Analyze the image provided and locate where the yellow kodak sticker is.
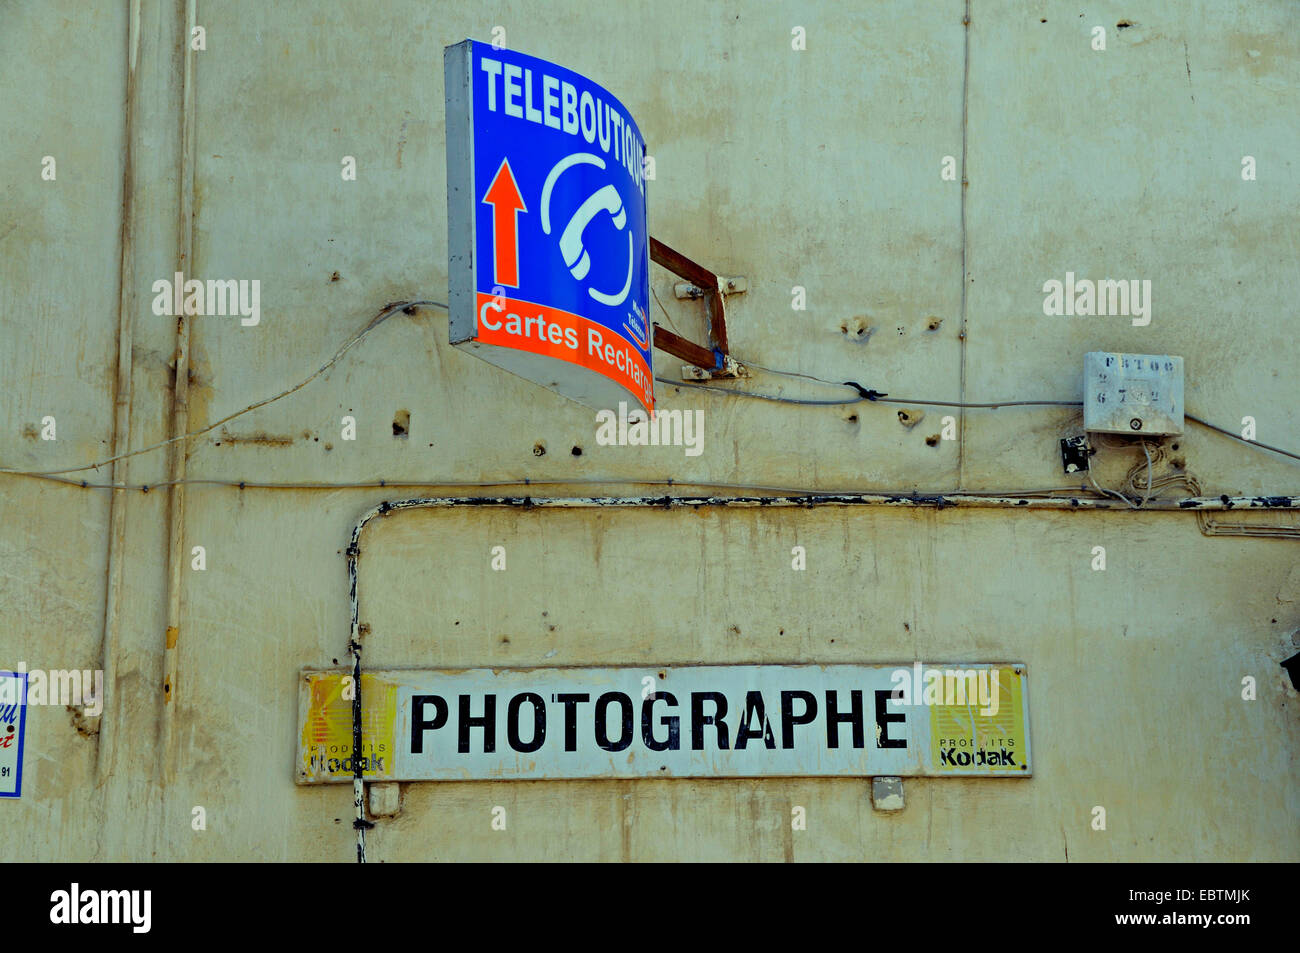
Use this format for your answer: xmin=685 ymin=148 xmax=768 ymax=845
xmin=929 ymin=667 xmax=1029 ymax=774
xmin=298 ymin=671 xmax=396 ymax=783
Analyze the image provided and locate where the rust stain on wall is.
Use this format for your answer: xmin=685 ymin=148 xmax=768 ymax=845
xmin=213 ymin=428 xmax=295 ymax=447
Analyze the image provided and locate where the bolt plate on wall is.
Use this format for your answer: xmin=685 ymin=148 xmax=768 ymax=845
xmin=681 ymin=355 xmax=748 ymax=380
xmin=673 ymin=276 xmax=747 ymax=299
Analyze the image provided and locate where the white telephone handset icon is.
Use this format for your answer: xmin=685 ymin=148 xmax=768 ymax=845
xmin=541 ymin=151 xmax=635 ymax=308
xmin=558 ymin=184 xmax=625 ymax=281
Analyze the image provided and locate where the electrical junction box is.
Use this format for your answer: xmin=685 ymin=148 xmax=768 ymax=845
xmin=1084 ymin=351 xmax=1184 ymax=436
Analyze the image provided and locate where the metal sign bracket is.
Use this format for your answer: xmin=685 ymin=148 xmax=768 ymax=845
xmin=649 ymin=236 xmax=746 ymax=379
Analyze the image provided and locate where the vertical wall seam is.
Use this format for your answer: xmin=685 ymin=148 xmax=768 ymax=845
xmin=957 ymin=0 xmax=971 ymax=490
xmin=159 ymin=0 xmax=198 ymax=786
xmin=96 ymin=0 xmax=143 ymax=843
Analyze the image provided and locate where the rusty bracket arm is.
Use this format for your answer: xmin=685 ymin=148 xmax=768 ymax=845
xmin=650 ymin=237 xmax=745 ymax=378
xmin=652 ymin=325 xmax=720 ymax=371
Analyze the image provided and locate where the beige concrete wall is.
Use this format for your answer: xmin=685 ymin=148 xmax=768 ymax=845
xmin=0 ymin=0 xmax=1296 ymax=862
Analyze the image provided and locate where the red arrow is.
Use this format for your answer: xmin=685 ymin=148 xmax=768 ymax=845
xmin=483 ymin=158 xmax=526 ymax=288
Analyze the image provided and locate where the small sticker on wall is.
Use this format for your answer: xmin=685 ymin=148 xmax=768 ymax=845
xmin=0 ymin=672 xmax=28 ymax=798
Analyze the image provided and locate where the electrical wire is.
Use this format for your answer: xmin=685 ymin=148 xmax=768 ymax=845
xmin=0 ymin=300 xmax=447 ymax=478
xmin=668 ymin=354 xmax=1300 ymax=462
xmin=1137 ymin=440 xmax=1153 ymax=506
xmin=1087 ymin=469 xmax=1139 ymax=509
xmin=1186 ymin=412 xmax=1300 ymax=463
xmin=1084 ymin=439 xmax=1157 ymax=509
xmin=650 ymin=283 xmax=685 ymax=338
xmin=875 ymin=396 xmax=1084 ymax=409
xmin=6 ymin=464 xmax=1295 ymax=532
xmin=656 ymin=376 xmax=865 ymax=405
xmin=739 ymin=359 xmax=849 ymax=387
xmin=3 ymin=293 xmax=1297 ymax=494
xmin=0 ymin=471 xmax=1100 ymax=495
xmin=1111 ymin=440 xmax=1299 ymax=537
xmin=738 ymin=359 xmax=1083 ymax=408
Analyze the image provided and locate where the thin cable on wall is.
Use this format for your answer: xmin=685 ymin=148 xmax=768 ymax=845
xmin=0 ymin=300 xmax=448 ymax=478
xmin=2 ymin=296 xmax=1297 ymax=483
xmin=659 ymin=362 xmax=1300 ymax=463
